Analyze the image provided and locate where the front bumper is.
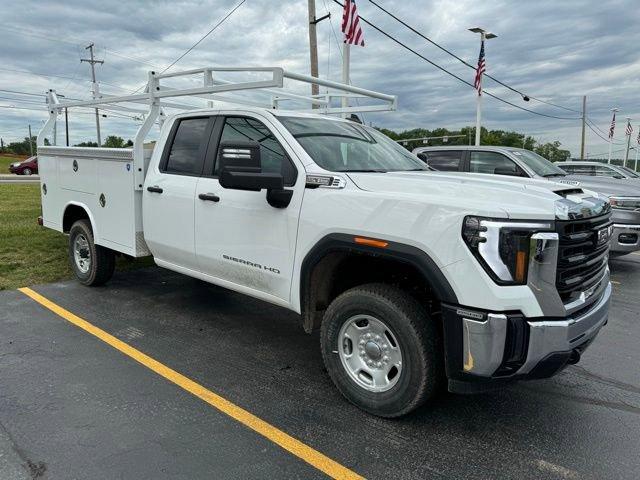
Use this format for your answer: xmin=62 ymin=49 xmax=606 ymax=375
xmin=610 ymin=224 xmax=640 ymax=254
xmin=442 ymin=282 xmax=611 ymax=393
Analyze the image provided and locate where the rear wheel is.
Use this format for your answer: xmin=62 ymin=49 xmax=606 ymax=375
xmin=22 ymin=168 xmax=32 ymax=176
xmin=68 ymin=219 xmax=115 ymax=286
xmin=320 ymin=283 xmax=442 ymax=417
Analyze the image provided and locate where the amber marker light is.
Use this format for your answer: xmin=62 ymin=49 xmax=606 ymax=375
xmin=354 ymin=237 xmax=389 ymax=248
xmin=514 ymin=250 xmax=528 ymax=284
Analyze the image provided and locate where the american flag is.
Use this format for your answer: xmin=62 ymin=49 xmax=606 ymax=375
xmin=342 ymin=0 xmax=365 ymax=47
xmin=474 ymin=40 xmax=486 ymax=95
xmin=626 ymin=119 xmax=633 ymax=136
xmin=609 ymin=112 xmax=616 ymax=139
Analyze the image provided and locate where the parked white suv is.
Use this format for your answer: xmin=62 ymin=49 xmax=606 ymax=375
xmin=36 ymin=69 xmax=612 ymax=417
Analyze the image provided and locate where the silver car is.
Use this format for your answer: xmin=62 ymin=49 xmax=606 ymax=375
xmin=556 ymin=161 xmax=640 ymax=181
xmin=413 ymin=146 xmax=640 ymax=256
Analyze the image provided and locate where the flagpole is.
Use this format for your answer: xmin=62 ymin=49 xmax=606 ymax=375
xmin=475 ymin=89 xmax=482 ymax=146
xmin=624 ymin=117 xmax=632 ymax=166
xmin=341 ymin=42 xmax=350 ymax=118
xmin=608 ymin=107 xmax=618 ymax=164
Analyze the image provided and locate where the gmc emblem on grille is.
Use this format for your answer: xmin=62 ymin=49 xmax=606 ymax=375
xmin=596 ymin=226 xmax=612 ymax=247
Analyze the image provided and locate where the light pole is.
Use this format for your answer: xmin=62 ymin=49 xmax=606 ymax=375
xmin=469 ymin=27 xmax=497 ymax=146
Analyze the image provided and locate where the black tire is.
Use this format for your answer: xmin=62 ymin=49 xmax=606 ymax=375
xmin=68 ymin=219 xmax=115 ymax=286
xmin=321 ymin=283 xmax=443 ymax=418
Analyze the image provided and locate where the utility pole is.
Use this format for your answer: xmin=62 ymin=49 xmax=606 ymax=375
xmin=0 ymin=138 xmax=4 ymax=152
xmin=307 ymin=2 xmax=330 ymax=109
xmin=308 ymin=0 xmax=319 ymax=105
xmin=580 ymin=95 xmax=586 ymax=160
xmin=469 ymin=28 xmax=497 ymax=146
xmin=65 ymin=107 xmax=69 ymax=146
xmin=81 ymin=43 xmax=104 ymax=146
xmin=28 ymin=125 xmax=34 ymax=156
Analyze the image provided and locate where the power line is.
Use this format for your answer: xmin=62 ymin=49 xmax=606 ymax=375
xmin=366 ymin=0 xmax=581 ymax=114
xmin=331 ymin=0 xmax=580 ymax=121
xmin=161 ymin=0 xmax=246 ymax=74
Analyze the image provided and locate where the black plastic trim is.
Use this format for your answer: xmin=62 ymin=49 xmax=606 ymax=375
xmin=300 ymin=233 xmax=458 ymax=328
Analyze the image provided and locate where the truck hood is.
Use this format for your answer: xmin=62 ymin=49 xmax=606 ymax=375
xmin=559 ymin=175 xmax=640 ymax=197
xmin=346 ymin=171 xmax=603 ymax=220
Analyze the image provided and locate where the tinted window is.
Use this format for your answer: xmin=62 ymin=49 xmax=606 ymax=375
xmin=165 ymin=118 xmax=209 ymax=175
xmin=216 ymin=117 xmax=296 ymax=185
xmin=423 ymin=151 xmax=463 ymax=171
xmin=564 ymin=165 xmax=594 ymax=176
xmin=594 ymin=165 xmax=622 ymax=178
xmin=470 ymin=152 xmax=522 ymax=176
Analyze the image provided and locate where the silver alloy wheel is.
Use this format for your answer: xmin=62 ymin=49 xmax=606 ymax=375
xmin=73 ymin=234 xmax=91 ymax=274
xmin=23 ymin=168 xmax=32 ymax=176
xmin=337 ymin=314 xmax=403 ymax=392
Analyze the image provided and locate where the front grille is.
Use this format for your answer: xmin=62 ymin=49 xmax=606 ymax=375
xmin=555 ymin=213 xmax=611 ymax=303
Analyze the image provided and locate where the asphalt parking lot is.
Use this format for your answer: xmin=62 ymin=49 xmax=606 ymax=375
xmin=1 ymin=256 xmax=639 ymax=480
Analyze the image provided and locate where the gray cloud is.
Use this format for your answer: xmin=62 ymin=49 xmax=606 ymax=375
xmin=0 ymin=0 xmax=638 ymax=157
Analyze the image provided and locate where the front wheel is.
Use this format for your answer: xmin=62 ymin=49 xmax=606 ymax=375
xmin=22 ymin=168 xmax=32 ymax=176
xmin=320 ymin=283 xmax=443 ymax=418
xmin=69 ymin=219 xmax=115 ymax=286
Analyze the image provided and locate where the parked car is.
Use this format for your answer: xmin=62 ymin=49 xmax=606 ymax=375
xmin=36 ymin=67 xmax=612 ymax=417
xmin=413 ymin=146 xmax=640 ymax=257
xmin=556 ymin=161 xmax=639 ymax=180
xmin=8 ymin=156 xmax=38 ymax=175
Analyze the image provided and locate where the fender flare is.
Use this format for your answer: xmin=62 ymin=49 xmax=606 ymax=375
xmin=300 ymin=233 xmax=458 ymax=331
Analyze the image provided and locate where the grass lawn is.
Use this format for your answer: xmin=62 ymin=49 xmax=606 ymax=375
xmin=0 ymin=155 xmax=24 ymax=173
xmin=0 ymin=184 xmax=153 ymax=290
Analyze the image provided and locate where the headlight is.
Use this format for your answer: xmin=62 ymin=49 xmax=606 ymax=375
xmin=12 ymin=162 xmax=21 ymax=167
xmin=462 ymin=216 xmax=553 ymax=285
xmin=609 ymin=196 xmax=640 ymax=211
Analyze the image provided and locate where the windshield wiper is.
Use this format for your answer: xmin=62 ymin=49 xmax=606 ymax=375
xmin=542 ymin=173 xmax=566 ymax=178
xmin=340 ymin=169 xmax=388 ymax=173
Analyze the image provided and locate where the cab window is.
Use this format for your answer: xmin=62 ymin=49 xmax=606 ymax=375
xmin=422 ymin=151 xmax=463 ymax=171
xmin=470 ymin=151 xmax=524 ymax=176
xmin=162 ymin=117 xmax=210 ymax=175
xmin=215 ymin=117 xmax=297 ymax=186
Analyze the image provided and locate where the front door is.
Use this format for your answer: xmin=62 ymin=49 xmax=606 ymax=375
xmin=143 ymin=116 xmax=214 ymax=271
xmin=194 ymin=114 xmax=304 ymax=305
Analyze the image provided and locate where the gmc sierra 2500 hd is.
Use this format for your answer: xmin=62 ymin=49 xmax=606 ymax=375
xmin=36 ymin=67 xmax=612 ymax=417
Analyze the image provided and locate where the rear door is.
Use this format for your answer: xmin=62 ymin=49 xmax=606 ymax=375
xmin=143 ymin=116 xmax=215 ymax=270
xmin=194 ymin=113 xmax=304 ymax=305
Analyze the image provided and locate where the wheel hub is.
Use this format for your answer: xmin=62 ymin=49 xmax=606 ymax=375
xmin=364 ymin=340 xmax=382 ymax=360
xmin=338 ymin=314 xmax=403 ymax=392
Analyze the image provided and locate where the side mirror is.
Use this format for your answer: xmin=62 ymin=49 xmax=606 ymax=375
xmin=494 ymin=166 xmax=522 ymax=177
xmin=218 ymin=140 xmax=293 ymax=208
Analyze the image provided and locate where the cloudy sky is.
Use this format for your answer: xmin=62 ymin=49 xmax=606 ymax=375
xmin=0 ymin=0 xmax=638 ymax=157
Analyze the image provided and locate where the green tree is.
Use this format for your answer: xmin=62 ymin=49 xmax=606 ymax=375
xmin=74 ymin=141 xmax=99 ymax=147
xmin=102 ymin=135 xmax=126 ymax=148
xmin=6 ymin=136 xmax=38 ymax=155
xmin=534 ymin=141 xmax=571 ymax=162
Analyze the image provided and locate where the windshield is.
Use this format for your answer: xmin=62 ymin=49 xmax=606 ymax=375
xmin=509 ymin=150 xmax=566 ymax=177
xmin=619 ymin=166 xmax=639 ymax=178
xmin=279 ymin=116 xmax=427 ymax=172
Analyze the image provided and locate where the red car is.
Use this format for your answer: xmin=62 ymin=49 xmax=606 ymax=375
xmin=9 ymin=156 xmax=38 ymax=175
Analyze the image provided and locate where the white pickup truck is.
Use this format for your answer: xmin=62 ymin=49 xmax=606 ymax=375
xmin=37 ymin=67 xmax=612 ymax=417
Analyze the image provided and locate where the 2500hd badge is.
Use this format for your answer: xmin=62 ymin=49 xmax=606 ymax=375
xmin=222 ymin=254 xmax=281 ymax=274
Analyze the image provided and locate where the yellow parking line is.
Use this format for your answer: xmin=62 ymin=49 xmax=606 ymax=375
xmin=18 ymin=287 xmax=363 ymax=480
xmin=611 ymin=280 xmax=621 ymax=285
